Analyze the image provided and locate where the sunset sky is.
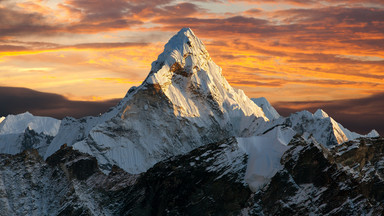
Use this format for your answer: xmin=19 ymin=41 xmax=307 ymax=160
xmin=0 ymin=0 xmax=383 ymax=134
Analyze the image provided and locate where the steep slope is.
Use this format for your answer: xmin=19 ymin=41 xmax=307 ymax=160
xmin=257 ymin=107 xmax=380 ymax=146
xmin=45 ymin=28 xmax=268 ymax=174
xmin=0 ymin=112 xmax=60 ymax=155
xmin=0 ymin=147 xmax=138 ymax=216
xmin=251 ymin=97 xmax=280 ymax=120
xmin=2 ymin=136 xmax=383 ymax=215
xmin=0 ymin=112 xmax=60 ymax=136
xmin=123 ymin=137 xmax=250 ymax=215
xmin=242 ymin=136 xmax=384 ymax=215
xmin=237 ymin=126 xmax=296 ymax=191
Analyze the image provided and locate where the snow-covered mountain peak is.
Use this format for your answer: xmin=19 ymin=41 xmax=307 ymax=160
xmin=0 ymin=112 xmax=60 ymax=136
xmin=146 ymin=27 xmax=210 ymax=86
xmin=251 ymin=97 xmax=280 ymax=120
xmin=314 ymin=109 xmax=329 ymax=118
xmin=0 ymin=116 xmax=4 ymax=124
xmin=45 ymin=28 xmax=269 ymax=174
xmin=134 ymin=27 xmax=267 ymax=123
xmin=367 ymin=129 xmax=380 ymax=137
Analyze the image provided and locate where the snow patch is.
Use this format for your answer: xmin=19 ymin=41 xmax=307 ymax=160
xmin=237 ymin=126 xmax=296 ymax=191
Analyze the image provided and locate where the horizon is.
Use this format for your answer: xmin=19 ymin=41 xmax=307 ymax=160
xmin=0 ymin=0 xmax=383 ymax=135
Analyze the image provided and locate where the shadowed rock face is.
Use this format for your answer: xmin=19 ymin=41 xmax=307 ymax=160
xmin=121 ymin=137 xmax=250 ymax=216
xmin=0 ymin=138 xmax=251 ymax=216
xmin=0 ymin=147 xmax=139 ymax=216
xmin=244 ymin=136 xmax=384 ymax=215
xmin=46 ymin=146 xmax=99 ymax=181
xmin=1 ymin=136 xmax=384 ymax=215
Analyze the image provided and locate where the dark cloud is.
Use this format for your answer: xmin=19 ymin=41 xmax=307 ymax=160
xmin=0 ymin=45 xmax=29 ymax=51
xmin=68 ymin=42 xmax=148 ymax=49
xmin=231 ymin=0 xmax=384 ymax=5
xmin=244 ymin=8 xmax=264 ymax=15
xmin=64 ymin=0 xmax=132 ymax=22
xmin=155 ymin=16 xmax=271 ymax=36
xmin=273 ymin=93 xmax=384 ymax=136
xmin=0 ymin=0 xmax=206 ymax=37
xmin=0 ymin=7 xmax=58 ymax=37
xmin=0 ymin=87 xmax=121 ymax=119
xmin=278 ymin=6 xmax=384 ymax=26
xmin=0 ymin=40 xmax=148 ymax=52
xmin=155 ymin=6 xmax=384 ymax=55
xmin=230 ymin=80 xmax=284 ymax=87
xmin=64 ymin=0 xmax=201 ymax=24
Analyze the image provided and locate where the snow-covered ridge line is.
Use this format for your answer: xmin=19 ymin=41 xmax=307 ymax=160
xmin=312 ymin=108 xmax=379 ymax=140
xmin=251 ymin=97 xmax=280 ymax=120
xmin=0 ymin=112 xmax=60 ymax=136
xmin=0 ymin=112 xmax=61 ymax=156
xmin=42 ymin=27 xmax=270 ymax=174
xmin=272 ymin=108 xmax=380 ymax=146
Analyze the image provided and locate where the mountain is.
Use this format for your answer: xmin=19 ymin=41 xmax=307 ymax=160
xmin=286 ymin=109 xmax=379 ymax=145
xmin=0 ymin=28 xmax=382 ymax=215
xmin=0 ymin=112 xmax=60 ymax=136
xmin=44 ymin=28 xmax=268 ymax=174
xmin=242 ymin=136 xmax=384 ymax=215
xmin=251 ymin=97 xmax=280 ymax=120
xmin=254 ymin=108 xmax=379 ymax=146
xmin=0 ymin=112 xmax=60 ymax=155
xmin=1 ymin=136 xmax=383 ymax=215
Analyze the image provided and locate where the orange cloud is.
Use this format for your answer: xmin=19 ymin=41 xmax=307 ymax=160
xmin=0 ymin=0 xmax=382 ymax=112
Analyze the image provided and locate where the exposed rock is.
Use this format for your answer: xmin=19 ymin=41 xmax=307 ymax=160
xmin=243 ymin=136 xmax=384 ymax=215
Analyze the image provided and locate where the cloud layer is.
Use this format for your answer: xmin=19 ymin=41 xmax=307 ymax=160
xmin=0 ymin=87 xmax=120 ymax=119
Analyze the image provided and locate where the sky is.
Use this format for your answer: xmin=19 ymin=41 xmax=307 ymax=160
xmin=0 ymin=0 xmax=383 ymax=134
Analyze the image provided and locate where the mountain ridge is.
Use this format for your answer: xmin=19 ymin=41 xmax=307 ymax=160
xmin=42 ymin=28 xmax=269 ymax=174
xmin=0 ymin=27 xmax=382 ymax=215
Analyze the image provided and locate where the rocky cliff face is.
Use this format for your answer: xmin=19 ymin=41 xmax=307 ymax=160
xmin=43 ymin=28 xmax=268 ymax=175
xmin=0 ymin=146 xmax=138 ymax=216
xmin=242 ymin=136 xmax=384 ymax=215
xmin=1 ymin=136 xmax=383 ymax=215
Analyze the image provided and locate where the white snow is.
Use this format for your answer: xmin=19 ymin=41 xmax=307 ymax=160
xmin=314 ymin=109 xmax=329 ymax=118
xmin=144 ymin=27 xmax=268 ymax=134
xmin=0 ymin=112 xmax=61 ymax=155
xmin=0 ymin=133 xmax=21 ymax=154
xmin=0 ymin=112 xmax=60 ymax=136
xmin=251 ymin=97 xmax=280 ymax=120
xmin=367 ymin=129 xmax=380 ymax=137
xmin=237 ymin=126 xmax=296 ymax=191
xmin=46 ymin=27 xmax=269 ymax=174
xmin=273 ymin=109 xmax=378 ymax=147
